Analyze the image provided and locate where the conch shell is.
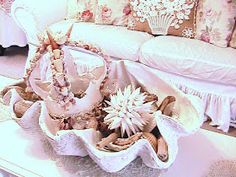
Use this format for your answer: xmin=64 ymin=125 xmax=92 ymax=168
xmin=142 ymin=132 xmax=157 ymax=152
xmin=46 ymin=30 xmax=59 ymax=50
xmin=66 ymin=24 xmax=74 ymax=39
xmin=14 ymin=100 xmax=34 ymax=118
xmin=157 ymin=137 xmax=168 ymax=162
xmin=53 ymin=49 xmax=61 ymax=59
xmin=53 ymin=59 xmax=64 ymax=73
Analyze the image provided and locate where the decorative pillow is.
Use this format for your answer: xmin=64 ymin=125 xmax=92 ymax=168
xmin=95 ymin=0 xmax=131 ymax=26
xmin=66 ymin=0 xmax=96 ymax=22
xmin=230 ymin=27 xmax=236 ymax=48
xmin=196 ymin=0 xmax=236 ymax=47
xmin=128 ymin=0 xmax=198 ymax=38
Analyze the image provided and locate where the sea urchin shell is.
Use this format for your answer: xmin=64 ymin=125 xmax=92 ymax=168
xmin=103 ymin=85 xmax=153 ymax=137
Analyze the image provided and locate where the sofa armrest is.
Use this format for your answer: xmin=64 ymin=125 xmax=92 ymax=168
xmin=11 ymin=0 xmax=67 ymax=44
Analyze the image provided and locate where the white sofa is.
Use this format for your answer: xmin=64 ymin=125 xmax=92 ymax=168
xmin=11 ymin=0 xmax=236 ymax=132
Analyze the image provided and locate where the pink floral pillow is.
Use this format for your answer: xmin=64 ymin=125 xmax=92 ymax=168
xmin=66 ymin=0 xmax=96 ymax=22
xmin=196 ymin=0 xmax=236 ymax=47
xmin=230 ymin=27 xmax=236 ymax=48
xmin=95 ymin=0 xmax=131 ymax=26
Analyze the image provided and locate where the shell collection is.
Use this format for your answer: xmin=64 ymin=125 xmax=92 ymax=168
xmin=1 ymin=24 xmax=181 ymax=164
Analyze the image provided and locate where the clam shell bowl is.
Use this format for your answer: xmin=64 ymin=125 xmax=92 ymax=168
xmin=2 ymin=47 xmax=204 ymax=173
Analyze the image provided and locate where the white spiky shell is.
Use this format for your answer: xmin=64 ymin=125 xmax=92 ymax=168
xmin=103 ymin=85 xmax=153 ymax=137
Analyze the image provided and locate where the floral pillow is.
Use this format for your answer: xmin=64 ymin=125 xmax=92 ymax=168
xmin=127 ymin=0 xmax=198 ymax=38
xmin=230 ymin=27 xmax=236 ymax=48
xmin=95 ymin=0 xmax=131 ymax=26
xmin=196 ymin=0 xmax=236 ymax=47
xmin=66 ymin=0 xmax=96 ymax=22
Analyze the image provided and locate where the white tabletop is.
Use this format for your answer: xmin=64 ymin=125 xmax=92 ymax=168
xmin=0 ymin=119 xmax=236 ymax=177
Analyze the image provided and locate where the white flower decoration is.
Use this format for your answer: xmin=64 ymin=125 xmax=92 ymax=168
xmin=130 ymin=0 xmax=196 ymax=34
xmin=182 ymin=27 xmax=194 ymax=38
xmin=103 ymin=85 xmax=153 ymax=137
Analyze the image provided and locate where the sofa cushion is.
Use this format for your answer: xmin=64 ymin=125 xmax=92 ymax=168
xmin=128 ymin=0 xmax=198 ymax=38
xmin=66 ymin=0 xmax=96 ymax=22
xmin=95 ymin=0 xmax=130 ymax=26
xmin=49 ymin=20 xmax=153 ymax=61
xmin=139 ymin=36 xmax=236 ymax=86
xmin=196 ymin=0 xmax=236 ymax=47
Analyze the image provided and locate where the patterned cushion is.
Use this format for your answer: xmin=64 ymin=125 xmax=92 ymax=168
xmin=95 ymin=0 xmax=130 ymax=26
xmin=127 ymin=0 xmax=198 ymax=38
xmin=230 ymin=27 xmax=236 ymax=48
xmin=196 ymin=0 xmax=236 ymax=47
xmin=66 ymin=0 xmax=96 ymax=22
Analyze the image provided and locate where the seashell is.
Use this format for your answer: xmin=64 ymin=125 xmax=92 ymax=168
xmin=97 ymin=132 xmax=119 ymax=149
xmin=46 ymin=45 xmax=53 ymax=53
xmin=142 ymin=132 xmax=157 ymax=152
xmin=53 ymin=49 xmax=61 ymax=59
xmin=114 ymin=132 xmax=142 ymax=146
xmin=144 ymin=92 xmax=158 ymax=103
xmin=60 ymin=87 xmax=68 ymax=96
xmin=85 ymin=118 xmax=98 ymax=129
xmin=163 ymin=101 xmax=176 ymax=117
xmin=157 ymin=136 xmax=168 ymax=162
xmin=147 ymin=13 xmax=175 ymax=35
xmin=143 ymin=113 xmax=158 ymax=133
xmin=46 ymin=30 xmax=59 ymax=50
xmin=65 ymin=24 xmax=74 ymax=39
xmin=103 ymin=85 xmax=153 ymax=137
xmin=72 ymin=121 xmax=86 ymax=130
xmin=55 ymin=73 xmax=66 ymax=86
xmin=53 ymin=59 xmax=64 ymax=73
xmin=49 ymin=87 xmax=60 ymax=100
xmin=158 ymin=96 xmax=176 ymax=113
xmin=16 ymin=87 xmax=41 ymax=102
xmin=14 ymin=100 xmax=33 ymax=118
xmin=105 ymin=142 xmax=130 ymax=152
xmin=59 ymin=118 xmax=75 ymax=130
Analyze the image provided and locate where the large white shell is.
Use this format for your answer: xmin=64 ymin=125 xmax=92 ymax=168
xmin=2 ymin=53 xmax=204 ymax=173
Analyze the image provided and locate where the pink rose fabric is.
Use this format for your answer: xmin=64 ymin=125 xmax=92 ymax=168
xmin=0 ymin=0 xmax=14 ymax=14
xmin=196 ymin=0 xmax=236 ymax=47
xmin=95 ymin=0 xmax=130 ymax=26
xmin=66 ymin=0 xmax=96 ymax=22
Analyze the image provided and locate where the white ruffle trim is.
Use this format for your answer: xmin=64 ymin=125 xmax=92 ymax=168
xmin=170 ymin=81 xmax=236 ymax=132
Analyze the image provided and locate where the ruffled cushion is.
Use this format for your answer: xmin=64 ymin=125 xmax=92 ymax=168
xmin=48 ymin=20 xmax=153 ymax=61
xmin=139 ymin=36 xmax=236 ymax=86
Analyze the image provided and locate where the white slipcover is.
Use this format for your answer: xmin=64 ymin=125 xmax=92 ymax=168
xmin=48 ymin=20 xmax=153 ymax=61
xmin=139 ymin=36 xmax=236 ymax=86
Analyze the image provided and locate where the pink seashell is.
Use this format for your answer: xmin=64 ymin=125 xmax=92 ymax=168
xmin=53 ymin=59 xmax=64 ymax=73
xmin=53 ymin=49 xmax=61 ymax=59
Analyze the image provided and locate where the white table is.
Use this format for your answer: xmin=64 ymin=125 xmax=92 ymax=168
xmin=0 ymin=9 xmax=27 ymax=56
xmin=0 ymin=119 xmax=235 ymax=177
